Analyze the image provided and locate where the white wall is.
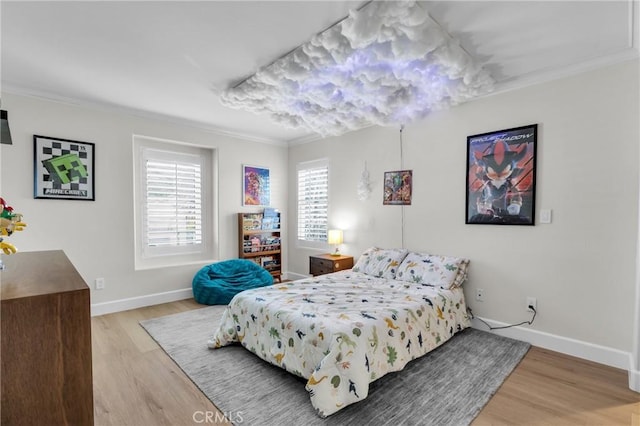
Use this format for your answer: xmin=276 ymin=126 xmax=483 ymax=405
xmin=1 ymin=61 xmax=637 ymax=373
xmin=289 ymin=61 xmax=639 ymax=355
xmin=0 ymin=93 xmax=288 ymax=307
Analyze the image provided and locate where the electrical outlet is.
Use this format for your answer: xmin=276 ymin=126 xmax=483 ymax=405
xmin=526 ymin=296 xmax=537 ymax=312
xmin=476 ymin=288 xmax=484 ymax=302
xmin=95 ymin=277 xmax=105 ymax=290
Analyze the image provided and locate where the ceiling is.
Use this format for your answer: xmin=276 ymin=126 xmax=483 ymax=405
xmin=1 ymin=1 xmax=638 ymax=144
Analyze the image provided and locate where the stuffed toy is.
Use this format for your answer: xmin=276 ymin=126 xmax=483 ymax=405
xmin=0 ymin=197 xmax=27 ymax=255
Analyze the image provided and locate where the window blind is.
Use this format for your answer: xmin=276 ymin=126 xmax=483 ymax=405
xmin=133 ymin=135 xmax=215 ymax=269
xmin=144 ymin=156 xmax=203 ymax=249
xmin=297 ymin=163 xmax=328 ymax=242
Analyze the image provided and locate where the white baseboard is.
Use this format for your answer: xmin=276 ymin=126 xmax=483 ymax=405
xmin=471 ymin=316 xmax=630 ymax=370
xmin=91 ymin=287 xmax=193 ymax=317
xmin=629 ymin=355 xmax=640 ymax=392
xmin=90 ymin=287 xmax=640 ymax=393
xmin=90 ymin=272 xmax=308 ymax=316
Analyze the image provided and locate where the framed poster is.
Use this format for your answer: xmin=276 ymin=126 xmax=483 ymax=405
xmin=243 ymin=165 xmax=270 ymax=206
xmin=383 ymin=170 xmax=412 ymax=205
xmin=465 ymin=124 xmax=537 ymax=225
xmin=34 ymin=135 xmax=95 ymax=201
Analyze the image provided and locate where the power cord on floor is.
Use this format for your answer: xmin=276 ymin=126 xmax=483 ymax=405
xmin=467 ymin=306 xmax=536 ymax=330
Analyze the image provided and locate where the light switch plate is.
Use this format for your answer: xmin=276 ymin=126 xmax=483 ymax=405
xmin=540 ymin=209 xmax=552 ymax=224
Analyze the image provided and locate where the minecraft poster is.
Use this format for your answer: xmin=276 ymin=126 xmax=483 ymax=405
xmin=34 ymin=135 xmax=95 ymax=201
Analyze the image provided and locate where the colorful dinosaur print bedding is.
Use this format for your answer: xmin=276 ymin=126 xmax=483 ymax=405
xmin=209 ymin=270 xmax=470 ymax=417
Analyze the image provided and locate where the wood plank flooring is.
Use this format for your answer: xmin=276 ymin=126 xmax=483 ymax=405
xmin=92 ymin=299 xmax=640 ymax=425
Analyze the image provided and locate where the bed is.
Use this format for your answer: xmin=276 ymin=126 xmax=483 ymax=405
xmin=209 ymin=247 xmax=471 ymax=417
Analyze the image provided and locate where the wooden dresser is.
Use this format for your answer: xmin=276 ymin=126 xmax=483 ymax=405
xmin=1 ymin=250 xmax=94 ymax=425
xmin=309 ymin=253 xmax=354 ymax=277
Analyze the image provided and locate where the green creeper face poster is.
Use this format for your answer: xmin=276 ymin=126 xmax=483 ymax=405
xmin=34 ymin=135 xmax=95 ymax=201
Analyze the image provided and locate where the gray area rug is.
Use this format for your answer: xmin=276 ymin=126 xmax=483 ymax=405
xmin=140 ymin=306 xmax=530 ymax=426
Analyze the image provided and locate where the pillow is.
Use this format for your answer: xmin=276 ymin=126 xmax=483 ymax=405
xmin=452 ymin=258 xmax=470 ymax=287
xmin=352 ymin=247 xmax=408 ymax=279
xmin=396 ymin=252 xmax=470 ymax=289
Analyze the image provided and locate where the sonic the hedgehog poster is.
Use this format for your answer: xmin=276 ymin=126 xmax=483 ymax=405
xmin=465 ymin=124 xmax=537 ymax=225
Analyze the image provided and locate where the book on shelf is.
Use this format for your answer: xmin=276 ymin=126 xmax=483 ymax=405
xmin=261 ymin=217 xmax=280 ymax=230
xmin=263 ymin=262 xmax=279 ymax=270
xmin=260 ymin=256 xmax=273 ymax=267
xmin=261 ymin=257 xmax=279 ymax=269
xmin=243 ymin=236 xmax=281 ymax=252
xmin=261 ymin=208 xmax=279 ymax=229
xmin=249 ymin=236 xmax=261 ymax=252
xmin=243 ymin=213 xmax=263 ymax=231
xmin=263 ymin=236 xmax=280 ymax=250
xmin=263 ymin=207 xmax=279 ymax=217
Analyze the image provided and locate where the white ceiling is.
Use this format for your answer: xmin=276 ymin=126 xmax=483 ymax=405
xmin=1 ymin=1 xmax=638 ymax=144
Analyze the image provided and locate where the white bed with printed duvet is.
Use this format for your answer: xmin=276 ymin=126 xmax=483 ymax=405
xmin=209 ymin=247 xmax=471 ymax=417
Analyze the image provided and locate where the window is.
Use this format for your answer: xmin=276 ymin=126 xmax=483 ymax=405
xmin=134 ymin=135 xmax=216 ymax=269
xmin=143 ymin=150 xmax=202 ymax=252
xmin=297 ymin=159 xmax=329 ymax=243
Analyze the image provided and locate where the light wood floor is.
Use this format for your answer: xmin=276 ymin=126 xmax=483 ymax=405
xmin=92 ymin=299 xmax=640 ymax=425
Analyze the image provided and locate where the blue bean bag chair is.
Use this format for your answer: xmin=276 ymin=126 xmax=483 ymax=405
xmin=192 ymin=259 xmax=274 ymax=305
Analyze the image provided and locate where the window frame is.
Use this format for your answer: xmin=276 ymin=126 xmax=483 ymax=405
xmin=296 ymin=158 xmax=329 ymax=249
xmin=133 ymin=135 xmax=217 ymax=270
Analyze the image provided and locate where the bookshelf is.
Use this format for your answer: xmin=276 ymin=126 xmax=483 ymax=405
xmin=238 ymin=209 xmax=281 ymax=282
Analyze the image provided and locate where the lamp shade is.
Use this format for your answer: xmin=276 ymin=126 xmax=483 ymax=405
xmin=327 ymin=229 xmax=343 ymax=245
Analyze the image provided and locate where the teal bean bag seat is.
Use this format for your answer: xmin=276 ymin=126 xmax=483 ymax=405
xmin=192 ymin=259 xmax=274 ymax=305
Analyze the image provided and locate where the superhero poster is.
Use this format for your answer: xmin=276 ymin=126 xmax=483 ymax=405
xmin=465 ymin=124 xmax=537 ymax=225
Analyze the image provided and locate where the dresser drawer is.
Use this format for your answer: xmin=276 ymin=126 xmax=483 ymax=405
xmin=311 ymin=265 xmax=333 ymax=276
xmin=313 ymin=258 xmax=334 ymax=269
xmin=309 ymin=257 xmax=332 ymax=276
xmin=309 ymin=254 xmax=354 ymax=277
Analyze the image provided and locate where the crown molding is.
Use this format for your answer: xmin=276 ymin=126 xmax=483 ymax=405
xmin=489 ymin=47 xmax=639 ymax=99
xmin=287 ymin=132 xmax=324 ymax=146
xmin=4 ymin=44 xmax=638 ymax=149
xmin=490 ymin=0 xmax=639 ymax=97
xmin=1 ymin=83 xmax=290 ymax=147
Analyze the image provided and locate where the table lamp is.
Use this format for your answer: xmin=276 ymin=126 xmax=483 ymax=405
xmin=327 ymin=229 xmax=343 ymax=256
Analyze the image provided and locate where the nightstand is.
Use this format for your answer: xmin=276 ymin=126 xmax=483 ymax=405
xmin=309 ymin=253 xmax=354 ymax=277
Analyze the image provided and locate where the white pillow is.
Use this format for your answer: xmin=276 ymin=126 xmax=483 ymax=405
xmin=396 ymin=252 xmax=470 ymax=289
xmin=352 ymin=247 xmax=408 ymax=279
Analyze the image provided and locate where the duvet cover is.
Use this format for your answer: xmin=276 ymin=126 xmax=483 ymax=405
xmin=209 ymin=270 xmax=470 ymax=417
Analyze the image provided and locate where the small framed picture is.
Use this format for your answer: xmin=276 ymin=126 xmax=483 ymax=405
xmin=465 ymin=124 xmax=537 ymax=225
xmin=242 ymin=165 xmax=270 ymax=206
xmin=383 ymin=170 xmax=412 ymax=205
xmin=34 ymin=135 xmax=95 ymax=201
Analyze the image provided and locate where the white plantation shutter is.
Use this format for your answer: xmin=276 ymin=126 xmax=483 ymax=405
xmin=144 ymin=154 xmax=203 ymax=250
xmin=134 ymin=135 xmax=215 ymax=269
xmin=297 ymin=160 xmax=328 ymax=242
